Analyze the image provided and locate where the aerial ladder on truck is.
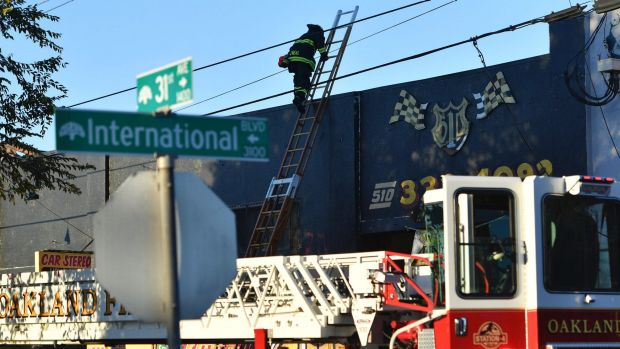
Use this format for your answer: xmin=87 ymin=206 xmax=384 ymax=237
xmin=195 ymin=250 xmax=440 ymax=347
xmin=245 ymin=7 xmax=359 ymax=257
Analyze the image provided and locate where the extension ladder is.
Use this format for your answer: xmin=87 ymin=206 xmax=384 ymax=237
xmin=245 ymin=7 xmax=359 ymax=257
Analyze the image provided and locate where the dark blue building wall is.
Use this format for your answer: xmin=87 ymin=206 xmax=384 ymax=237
xmin=357 ymin=17 xmax=587 ymax=237
xmin=294 ymin=94 xmax=358 ymax=254
xmin=0 ymin=18 xmax=588 ymax=270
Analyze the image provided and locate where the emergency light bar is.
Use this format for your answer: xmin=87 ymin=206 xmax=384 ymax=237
xmin=565 ymin=175 xmax=614 ymax=196
xmin=581 ymin=175 xmax=614 ymax=183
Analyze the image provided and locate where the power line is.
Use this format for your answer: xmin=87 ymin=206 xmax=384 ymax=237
xmin=191 ymin=0 xmax=432 ymax=73
xmin=584 ymin=49 xmax=620 ymax=160
xmin=44 ymin=0 xmax=74 ymax=13
xmin=177 ymin=0 xmax=457 ymax=113
xmin=35 ymin=200 xmax=94 ymax=240
xmin=176 ymin=70 xmax=285 ymax=112
xmin=68 ymin=86 xmax=135 ymax=108
xmin=471 ymin=40 xmax=550 ymax=176
xmin=563 ymin=9 xmax=620 ymax=161
xmin=74 ymin=159 xmax=156 ymax=178
xmin=66 ymin=0 xmax=432 ymax=108
xmin=347 ymin=0 xmax=456 ymax=47
xmin=0 ymin=211 xmax=96 ymax=230
xmin=202 ymin=16 xmax=546 ymax=116
xmin=564 ymin=12 xmax=619 ymax=106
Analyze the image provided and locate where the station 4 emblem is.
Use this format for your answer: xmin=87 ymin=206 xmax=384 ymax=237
xmin=473 ymin=321 xmax=508 ymax=349
xmin=431 ymin=98 xmax=469 ymax=155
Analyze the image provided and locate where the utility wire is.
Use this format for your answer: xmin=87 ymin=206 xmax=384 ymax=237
xmin=471 ymin=39 xmax=550 ymax=176
xmin=44 ymin=0 xmax=74 ymax=13
xmin=191 ymin=0 xmax=432 ymax=73
xmin=549 ymin=8 xmax=620 ymax=166
xmin=564 ymin=12 xmax=619 ymax=106
xmin=176 ymin=71 xmax=285 ymax=111
xmin=66 ymin=0 xmax=432 ymax=108
xmin=203 ymin=16 xmax=545 ymax=116
xmin=585 ymin=50 xmax=620 ymax=159
xmin=177 ymin=0 xmax=456 ymax=112
xmin=347 ymin=0 xmax=456 ymax=47
xmin=35 ymin=200 xmax=94 ymax=240
xmin=74 ymin=159 xmax=156 ymax=178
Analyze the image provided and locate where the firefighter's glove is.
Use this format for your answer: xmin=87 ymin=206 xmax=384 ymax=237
xmin=320 ymin=53 xmax=329 ymax=62
xmin=278 ymin=54 xmax=289 ymax=68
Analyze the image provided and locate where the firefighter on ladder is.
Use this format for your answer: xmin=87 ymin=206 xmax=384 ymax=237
xmin=279 ymin=24 xmax=329 ymax=113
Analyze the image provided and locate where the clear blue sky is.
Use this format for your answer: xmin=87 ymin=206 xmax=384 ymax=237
xmin=13 ymin=0 xmax=581 ymax=150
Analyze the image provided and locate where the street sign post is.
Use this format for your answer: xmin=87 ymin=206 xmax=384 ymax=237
xmin=137 ymin=57 xmax=193 ymax=112
xmin=55 ymin=109 xmax=269 ymax=161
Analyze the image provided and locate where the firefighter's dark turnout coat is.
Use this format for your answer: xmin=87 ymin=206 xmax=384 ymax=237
xmin=285 ymin=24 xmax=327 ymax=71
xmin=284 ymin=24 xmax=327 ymax=99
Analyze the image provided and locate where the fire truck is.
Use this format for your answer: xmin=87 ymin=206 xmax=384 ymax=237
xmin=0 ymin=175 xmax=619 ymax=349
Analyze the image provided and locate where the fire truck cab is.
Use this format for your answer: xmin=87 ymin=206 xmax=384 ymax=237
xmin=418 ymin=175 xmax=620 ymax=349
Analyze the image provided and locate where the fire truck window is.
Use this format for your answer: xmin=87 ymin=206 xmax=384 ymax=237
xmin=423 ymin=202 xmax=445 ymax=306
xmin=544 ymin=196 xmax=620 ymax=292
xmin=456 ymin=191 xmax=516 ymax=298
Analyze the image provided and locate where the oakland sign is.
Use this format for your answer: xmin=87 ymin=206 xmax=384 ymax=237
xmin=55 ymin=109 xmax=269 ymax=161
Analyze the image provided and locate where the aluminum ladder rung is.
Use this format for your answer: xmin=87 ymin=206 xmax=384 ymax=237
xmin=265 ymin=174 xmax=301 ymax=199
xmin=248 ymin=243 xmax=270 ymax=248
xmin=254 ymin=226 xmax=275 ymax=232
xmin=265 ymin=192 xmax=290 ymax=199
xmin=281 ymin=163 xmax=299 ymax=168
xmin=261 ymin=209 xmax=281 ymax=215
xmin=293 ymin=132 xmax=311 ymax=137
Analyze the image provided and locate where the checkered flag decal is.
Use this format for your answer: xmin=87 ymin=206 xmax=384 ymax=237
xmin=473 ymin=71 xmax=516 ymax=119
xmin=389 ymin=90 xmax=428 ymax=130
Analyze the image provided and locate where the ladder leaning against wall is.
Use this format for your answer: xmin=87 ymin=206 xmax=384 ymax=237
xmin=245 ymin=7 xmax=359 ymax=257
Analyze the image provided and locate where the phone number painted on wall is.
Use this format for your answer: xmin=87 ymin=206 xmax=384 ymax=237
xmin=369 ymin=159 xmax=553 ymax=210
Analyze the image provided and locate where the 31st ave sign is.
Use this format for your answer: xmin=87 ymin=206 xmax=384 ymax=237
xmin=137 ymin=57 xmax=193 ymax=112
xmin=55 ymin=109 xmax=269 ymax=161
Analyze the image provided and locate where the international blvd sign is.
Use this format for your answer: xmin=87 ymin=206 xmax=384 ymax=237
xmin=55 ymin=109 xmax=269 ymax=161
xmin=137 ymin=57 xmax=193 ymax=112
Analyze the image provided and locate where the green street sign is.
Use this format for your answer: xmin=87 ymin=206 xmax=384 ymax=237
xmin=55 ymin=109 xmax=269 ymax=161
xmin=137 ymin=57 xmax=193 ymax=112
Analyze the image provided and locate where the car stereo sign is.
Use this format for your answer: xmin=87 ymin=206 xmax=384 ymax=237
xmin=55 ymin=109 xmax=268 ymax=161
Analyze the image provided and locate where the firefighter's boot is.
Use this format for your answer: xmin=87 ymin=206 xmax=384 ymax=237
xmin=293 ymin=93 xmax=306 ymax=114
